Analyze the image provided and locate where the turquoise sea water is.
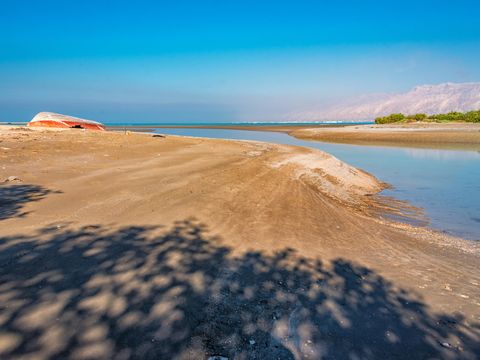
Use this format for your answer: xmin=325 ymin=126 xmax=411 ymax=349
xmin=145 ymin=127 xmax=480 ymax=240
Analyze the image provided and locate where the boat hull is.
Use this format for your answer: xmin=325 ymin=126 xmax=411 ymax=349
xmin=27 ymin=120 xmax=105 ymax=131
xmin=27 ymin=112 xmax=106 ymax=131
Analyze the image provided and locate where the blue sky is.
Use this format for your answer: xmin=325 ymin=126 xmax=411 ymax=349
xmin=1 ymin=0 xmax=480 ymax=123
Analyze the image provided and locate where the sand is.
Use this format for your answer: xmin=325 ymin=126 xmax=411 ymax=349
xmin=289 ymin=122 xmax=480 ymax=150
xmin=0 ymin=126 xmax=479 ymax=359
xmin=131 ymin=122 xmax=480 ymax=150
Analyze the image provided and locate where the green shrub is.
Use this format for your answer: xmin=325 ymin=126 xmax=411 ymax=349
xmin=390 ymin=113 xmax=405 ymax=122
xmin=434 ymin=112 xmax=465 ymax=121
xmin=375 ymin=110 xmax=480 ymax=123
xmin=464 ymin=110 xmax=480 ymax=123
xmin=374 ymin=113 xmax=405 ymax=124
xmin=407 ymin=113 xmax=427 ymax=121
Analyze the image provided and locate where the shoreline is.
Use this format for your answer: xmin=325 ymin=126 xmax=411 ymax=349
xmin=119 ymin=122 xmax=480 ymax=150
xmin=290 ymin=122 xmax=480 ymax=151
xmin=1 ymin=126 xmax=479 ymax=357
xmin=3 ymin=125 xmax=478 ymax=238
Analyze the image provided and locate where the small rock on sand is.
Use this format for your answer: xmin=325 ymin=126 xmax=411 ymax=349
xmin=3 ymin=176 xmax=22 ymax=183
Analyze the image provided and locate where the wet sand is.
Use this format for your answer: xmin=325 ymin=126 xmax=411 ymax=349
xmin=0 ymin=126 xmax=479 ymax=359
xmin=140 ymin=122 xmax=480 ymax=150
xmin=289 ymin=123 xmax=480 ymax=150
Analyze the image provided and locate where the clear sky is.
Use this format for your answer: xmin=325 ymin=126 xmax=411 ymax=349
xmin=1 ymin=0 xmax=480 ymax=123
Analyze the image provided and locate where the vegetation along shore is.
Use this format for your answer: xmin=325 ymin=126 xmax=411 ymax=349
xmin=374 ymin=110 xmax=480 ymax=124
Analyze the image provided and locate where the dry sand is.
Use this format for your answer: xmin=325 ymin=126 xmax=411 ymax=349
xmin=0 ymin=126 xmax=479 ymax=359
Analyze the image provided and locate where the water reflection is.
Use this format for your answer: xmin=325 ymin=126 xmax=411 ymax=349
xmin=403 ymin=148 xmax=480 ymax=161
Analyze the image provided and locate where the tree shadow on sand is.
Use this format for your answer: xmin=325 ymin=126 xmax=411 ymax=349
xmin=0 ymin=184 xmax=59 ymax=221
xmin=0 ymin=219 xmax=478 ymax=359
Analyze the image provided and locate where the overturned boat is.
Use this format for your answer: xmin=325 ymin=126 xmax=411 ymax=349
xmin=27 ymin=112 xmax=106 ymax=131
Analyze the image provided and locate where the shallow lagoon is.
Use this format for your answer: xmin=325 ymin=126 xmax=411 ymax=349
xmin=152 ymin=127 xmax=480 ymax=240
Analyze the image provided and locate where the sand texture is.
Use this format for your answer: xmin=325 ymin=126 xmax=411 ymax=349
xmin=290 ymin=123 xmax=480 ymax=150
xmin=0 ymin=126 xmax=479 ymax=359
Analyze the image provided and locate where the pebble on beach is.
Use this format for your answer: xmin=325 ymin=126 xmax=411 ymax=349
xmin=3 ymin=176 xmax=22 ymax=183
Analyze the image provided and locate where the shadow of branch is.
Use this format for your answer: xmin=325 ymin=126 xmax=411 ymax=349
xmin=0 ymin=219 xmax=478 ymax=359
xmin=0 ymin=184 xmax=61 ymax=221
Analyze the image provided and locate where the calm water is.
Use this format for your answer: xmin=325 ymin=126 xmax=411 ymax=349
xmin=150 ymin=127 xmax=480 ymax=240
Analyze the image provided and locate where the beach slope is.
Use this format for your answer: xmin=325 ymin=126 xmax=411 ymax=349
xmin=0 ymin=126 xmax=478 ymax=359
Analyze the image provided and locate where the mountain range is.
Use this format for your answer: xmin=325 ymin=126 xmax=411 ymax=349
xmin=288 ymin=82 xmax=480 ymax=121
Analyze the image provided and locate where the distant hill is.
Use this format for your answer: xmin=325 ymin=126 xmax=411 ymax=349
xmin=289 ymin=82 xmax=480 ymax=121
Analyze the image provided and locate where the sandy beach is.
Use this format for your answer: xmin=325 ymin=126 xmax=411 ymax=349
xmin=289 ymin=123 xmax=480 ymax=150
xmin=0 ymin=126 xmax=479 ymax=359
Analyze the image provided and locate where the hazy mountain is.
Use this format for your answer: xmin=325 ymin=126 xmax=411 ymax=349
xmin=288 ymin=82 xmax=480 ymax=121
